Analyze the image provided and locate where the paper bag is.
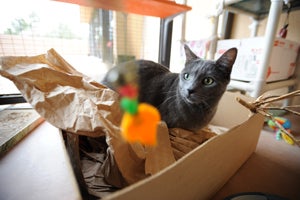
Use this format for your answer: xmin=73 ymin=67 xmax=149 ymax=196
xmin=0 ymin=49 xmax=175 ymax=187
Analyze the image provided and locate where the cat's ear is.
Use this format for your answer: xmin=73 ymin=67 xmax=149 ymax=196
xmin=216 ymin=48 xmax=237 ymax=69
xmin=184 ymin=44 xmax=198 ymax=62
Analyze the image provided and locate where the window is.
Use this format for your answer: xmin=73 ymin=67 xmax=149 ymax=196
xmin=0 ymin=0 xmax=161 ymax=103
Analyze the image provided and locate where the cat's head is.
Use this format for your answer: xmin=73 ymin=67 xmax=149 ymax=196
xmin=179 ymin=44 xmax=237 ymax=105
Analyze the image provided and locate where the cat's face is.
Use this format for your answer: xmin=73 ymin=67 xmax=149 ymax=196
xmin=179 ymin=45 xmax=237 ymax=105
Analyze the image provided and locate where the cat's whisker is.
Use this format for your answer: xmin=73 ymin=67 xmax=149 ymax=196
xmin=159 ymin=93 xmax=177 ymax=107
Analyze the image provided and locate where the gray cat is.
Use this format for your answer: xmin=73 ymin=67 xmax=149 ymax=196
xmin=102 ymin=45 xmax=237 ymax=132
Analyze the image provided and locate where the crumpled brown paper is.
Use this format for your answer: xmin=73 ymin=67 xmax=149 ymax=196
xmin=170 ymin=126 xmax=219 ymax=160
xmin=0 ymin=49 xmax=217 ymax=198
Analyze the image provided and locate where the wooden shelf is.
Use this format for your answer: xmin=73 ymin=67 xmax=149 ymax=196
xmin=54 ymin=0 xmax=191 ymax=18
xmin=225 ymin=0 xmax=300 ymax=19
xmin=217 ymin=0 xmax=299 ymax=97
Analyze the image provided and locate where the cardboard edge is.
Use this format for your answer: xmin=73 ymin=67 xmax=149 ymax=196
xmin=104 ymin=113 xmax=265 ymax=200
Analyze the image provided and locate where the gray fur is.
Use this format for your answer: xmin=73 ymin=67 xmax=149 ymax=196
xmin=102 ymin=45 xmax=237 ymax=132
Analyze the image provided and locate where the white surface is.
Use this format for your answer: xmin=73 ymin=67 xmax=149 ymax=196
xmin=0 ymin=122 xmax=81 ymax=200
xmin=64 ymin=55 xmax=109 ymax=82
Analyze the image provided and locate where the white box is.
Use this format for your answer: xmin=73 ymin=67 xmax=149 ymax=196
xmin=215 ymin=37 xmax=300 ymax=82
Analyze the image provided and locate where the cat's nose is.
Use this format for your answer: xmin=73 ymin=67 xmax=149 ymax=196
xmin=187 ymin=89 xmax=195 ymax=96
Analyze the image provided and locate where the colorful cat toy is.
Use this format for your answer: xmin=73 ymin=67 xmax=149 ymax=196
xmin=267 ymin=117 xmax=294 ymax=145
xmin=105 ymin=63 xmax=160 ymax=146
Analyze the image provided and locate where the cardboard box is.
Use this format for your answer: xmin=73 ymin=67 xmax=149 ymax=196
xmin=215 ymin=37 xmax=300 ymax=82
xmin=103 ymin=92 xmax=265 ymax=200
xmin=0 ymin=51 xmax=265 ymax=200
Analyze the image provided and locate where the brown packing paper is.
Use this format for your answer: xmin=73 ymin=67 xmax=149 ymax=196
xmin=0 ymin=49 xmax=216 ymax=197
xmin=0 ymin=49 xmax=177 ymax=184
xmin=0 ymin=52 xmax=121 ymax=136
xmin=170 ymin=126 xmax=218 ymax=160
xmin=145 ymin=122 xmax=176 ymax=175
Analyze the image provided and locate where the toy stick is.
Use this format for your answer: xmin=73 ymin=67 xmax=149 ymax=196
xmin=237 ymin=90 xmax=300 ymax=147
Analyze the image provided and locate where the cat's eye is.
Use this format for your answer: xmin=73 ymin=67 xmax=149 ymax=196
xmin=183 ymin=73 xmax=190 ymax=80
xmin=202 ymin=77 xmax=214 ymax=85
